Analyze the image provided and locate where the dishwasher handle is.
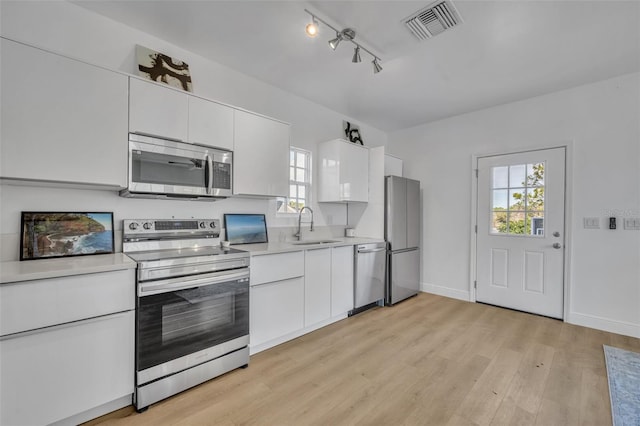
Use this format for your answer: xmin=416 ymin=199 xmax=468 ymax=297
xmin=357 ymin=247 xmax=386 ymax=254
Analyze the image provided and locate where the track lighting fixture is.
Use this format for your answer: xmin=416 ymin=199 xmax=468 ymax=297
xmin=304 ymin=9 xmax=383 ymax=74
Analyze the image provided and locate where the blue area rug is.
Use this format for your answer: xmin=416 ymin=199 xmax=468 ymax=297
xmin=603 ymin=345 xmax=640 ymax=426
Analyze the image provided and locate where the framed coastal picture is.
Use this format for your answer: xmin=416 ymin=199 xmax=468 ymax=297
xmin=136 ymin=45 xmax=193 ymax=92
xmin=20 ymin=212 xmax=115 ymax=261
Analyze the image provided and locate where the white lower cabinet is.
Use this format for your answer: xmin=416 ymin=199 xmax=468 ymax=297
xmin=250 ymin=277 xmax=304 ymax=349
xmin=304 ymin=248 xmax=332 ymax=326
xmin=250 ymin=245 xmax=356 ymax=354
xmin=0 ymin=311 xmax=134 ymax=426
xmin=331 ymin=246 xmax=355 ymax=316
xmin=0 ymin=267 xmax=135 ymax=425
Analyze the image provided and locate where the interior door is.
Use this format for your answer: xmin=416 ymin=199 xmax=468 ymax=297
xmin=476 ymin=147 xmax=565 ymax=319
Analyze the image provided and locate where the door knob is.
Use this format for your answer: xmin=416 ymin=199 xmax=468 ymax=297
xmin=553 ymin=232 xmax=560 ymax=237
xmin=552 ymin=243 xmax=562 ymax=249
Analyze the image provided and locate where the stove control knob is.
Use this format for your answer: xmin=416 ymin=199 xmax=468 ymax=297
xmin=210 ymin=222 xmax=216 ymax=229
xmin=143 ymin=222 xmax=152 ymax=230
xmin=128 ymin=222 xmax=139 ymax=230
xmin=199 ymin=221 xmax=206 ymax=229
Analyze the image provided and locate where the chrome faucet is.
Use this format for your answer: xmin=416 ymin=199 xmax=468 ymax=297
xmin=295 ymin=206 xmax=314 ymax=240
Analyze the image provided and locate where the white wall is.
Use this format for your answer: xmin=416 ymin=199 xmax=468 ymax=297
xmin=0 ymin=0 xmax=387 ymax=260
xmin=389 ymin=72 xmax=640 ymax=338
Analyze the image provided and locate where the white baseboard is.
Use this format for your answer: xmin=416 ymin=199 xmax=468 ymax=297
xmin=421 ymin=282 xmax=471 ymax=302
xmin=568 ymin=312 xmax=640 ymax=339
xmin=51 ymin=395 xmax=132 ymax=426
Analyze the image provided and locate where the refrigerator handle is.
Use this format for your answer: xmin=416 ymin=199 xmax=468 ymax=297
xmin=389 ymin=247 xmax=419 ymax=254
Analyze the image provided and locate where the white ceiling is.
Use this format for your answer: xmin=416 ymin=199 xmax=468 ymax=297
xmin=73 ymin=0 xmax=640 ymax=132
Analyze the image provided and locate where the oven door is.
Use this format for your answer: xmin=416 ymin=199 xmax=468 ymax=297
xmin=136 ymin=268 xmax=249 ymax=384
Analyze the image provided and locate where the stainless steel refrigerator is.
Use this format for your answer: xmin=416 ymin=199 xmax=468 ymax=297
xmin=385 ymin=176 xmax=421 ymax=305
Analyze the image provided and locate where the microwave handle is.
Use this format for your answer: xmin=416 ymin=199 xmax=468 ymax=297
xmin=205 ymin=154 xmax=213 ymax=194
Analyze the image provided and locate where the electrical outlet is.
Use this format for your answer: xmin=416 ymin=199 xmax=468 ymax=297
xmin=624 ymin=217 xmax=640 ymax=230
xmin=583 ymin=217 xmax=599 ymax=229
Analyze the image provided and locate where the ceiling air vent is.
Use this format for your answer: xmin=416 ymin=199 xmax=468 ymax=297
xmin=403 ymin=0 xmax=463 ymax=41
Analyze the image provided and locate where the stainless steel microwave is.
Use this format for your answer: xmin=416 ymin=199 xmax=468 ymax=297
xmin=120 ymin=134 xmax=233 ymax=200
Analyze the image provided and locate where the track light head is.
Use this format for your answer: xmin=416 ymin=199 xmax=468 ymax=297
xmin=305 ymin=17 xmax=319 ymax=37
xmin=352 ymin=46 xmax=361 ymax=63
xmin=372 ymin=58 xmax=383 ymax=74
xmin=328 ymin=33 xmax=343 ymax=50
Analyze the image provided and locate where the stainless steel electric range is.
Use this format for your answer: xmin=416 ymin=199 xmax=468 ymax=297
xmin=123 ymin=218 xmax=250 ymax=411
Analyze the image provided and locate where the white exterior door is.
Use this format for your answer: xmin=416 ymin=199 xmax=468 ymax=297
xmin=476 ymin=147 xmax=565 ymax=319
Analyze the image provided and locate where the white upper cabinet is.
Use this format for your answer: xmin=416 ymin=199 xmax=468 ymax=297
xmin=129 ymin=78 xmax=235 ymax=150
xmin=129 ymin=78 xmax=189 ymax=142
xmin=188 ymin=96 xmax=234 ymax=150
xmin=384 ymin=154 xmax=403 ymax=177
xmin=0 ymin=39 xmax=128 ymax=188
xmin=233 ymin=109 xmax=289 ymax=197
xmin=318 ymin=139 xmax=369 ymax=203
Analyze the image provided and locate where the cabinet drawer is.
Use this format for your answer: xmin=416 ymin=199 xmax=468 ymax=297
xmin=0 ymin=311 xmax=134 ymax=426
xmin=250 ymin=251 xmax=304 ymax=286
xmin=0 ymin=269 xmax=135 ymax=336
xmin=250 ymin=277 xmax=304 ymax=348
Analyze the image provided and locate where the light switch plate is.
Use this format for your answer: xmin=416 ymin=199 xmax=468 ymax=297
xmin=583 ymin=217 xmax=600 ymax=229
xmin=623 ymin=218 xmax=640 ymax=230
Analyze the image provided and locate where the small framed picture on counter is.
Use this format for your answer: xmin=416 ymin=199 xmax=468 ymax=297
xmin=20 ymin=212 xmax=115 ymax=261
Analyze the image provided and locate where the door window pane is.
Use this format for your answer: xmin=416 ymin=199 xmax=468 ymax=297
xmin=509 ymin=164 xmax=526 ymax=187
xmin=490 ymin=162 xmax=545 ymax=236
xmin=509 ymin=189 xmax=525 ymax=210
xmin=492 ymin=190 xmax=508 ymax=210
xmin=492 ymin=166 xmax=508 ymax=188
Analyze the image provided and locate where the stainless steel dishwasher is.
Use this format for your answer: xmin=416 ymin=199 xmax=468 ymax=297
xmin=350 ymin=242 xmax=387 ymax=315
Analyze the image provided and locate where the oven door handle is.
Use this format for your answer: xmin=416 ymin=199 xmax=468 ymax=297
xmin=139 ymin=269 xmax=249 ymax=297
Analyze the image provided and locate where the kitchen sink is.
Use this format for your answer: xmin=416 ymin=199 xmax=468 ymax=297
xmin=291 ymin=240 xmax=341 ymax=246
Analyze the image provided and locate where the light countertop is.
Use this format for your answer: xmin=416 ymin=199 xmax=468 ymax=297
xmin=236 ymin=237 xmax=385 ymax=256
xmin=0 ymin=253 xmax=137 ymax=284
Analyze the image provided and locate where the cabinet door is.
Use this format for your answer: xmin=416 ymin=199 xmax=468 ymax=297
xmin=0 ymin=39 xmax=128 ymax=187
xmin=129 ymin=78 xmax=189 ymax=142
xmin=331 ymin=246 xmax=355 ymax=316
xmin=340 ymin=142 xmax=369 ymax=202
xmin=188 ymin=96 xmax=234 ymax=150
xmin=234 ymin=110 xmax=289 ymax=197
xmin=0 ymin=311 xmax=134 ymax=426
xmin=250 ymin=277 xmax=304 ymax=348
xmin=317 ymin=139 xmax=369 ymax=202
xmin=304 ymin=248 xmax=332 ymax=326
xmin=384 ymin=154 xmax=403 ymax=177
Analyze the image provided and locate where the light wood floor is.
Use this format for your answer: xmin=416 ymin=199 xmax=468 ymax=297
xmin=88 ymin=293 xmax=640 ymax=426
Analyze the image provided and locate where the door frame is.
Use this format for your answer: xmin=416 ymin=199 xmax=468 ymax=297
xmin=469 ymin=142 xmax=575 ymax=321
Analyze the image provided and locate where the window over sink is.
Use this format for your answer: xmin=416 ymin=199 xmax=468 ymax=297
xmin=277 ymin=147 xmax=311 ymax=214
